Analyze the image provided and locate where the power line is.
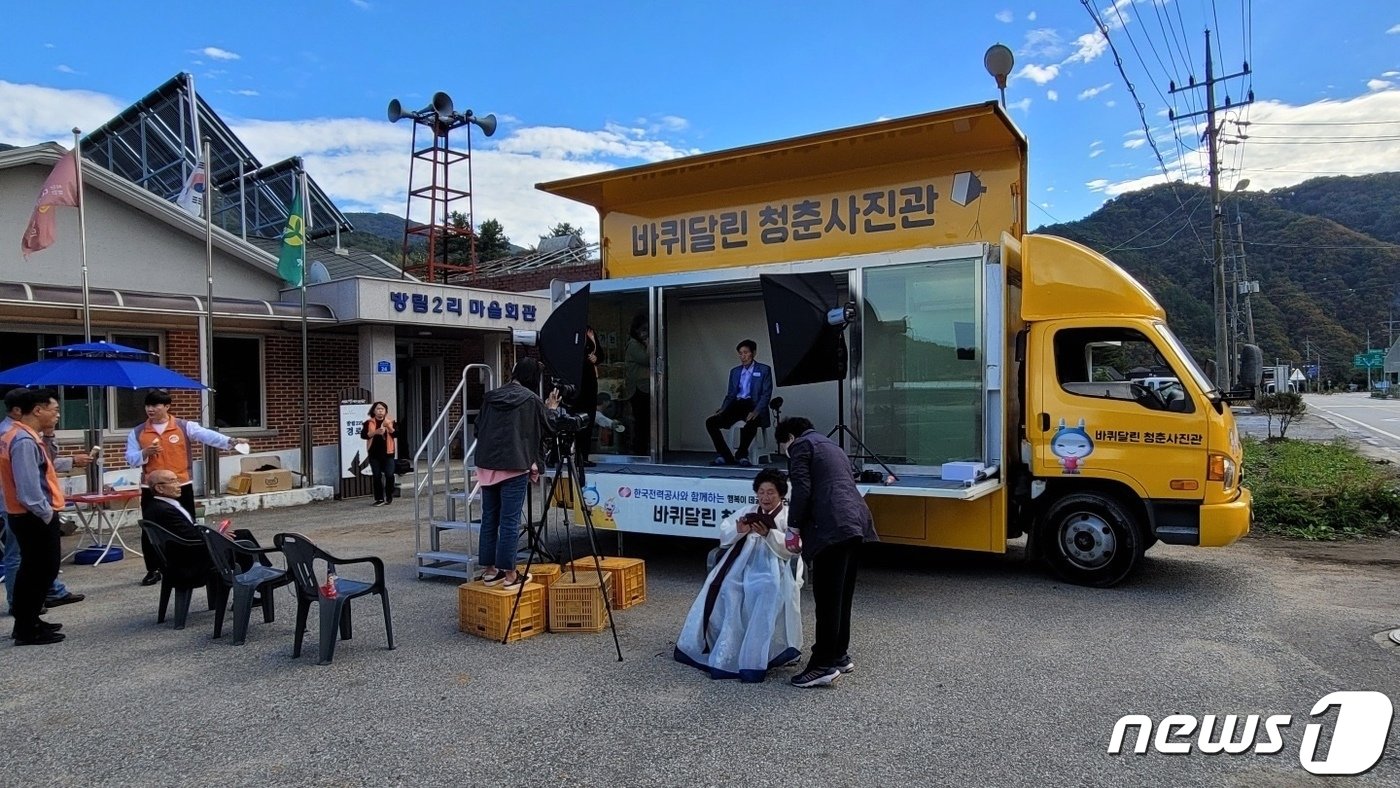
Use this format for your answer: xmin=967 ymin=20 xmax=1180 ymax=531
xmin=1244 ymin=240 xmax=1400 ymax=250
xmin=1105 ymin=191 xmax=1210 ymax=252
xmin=1245 ymin=119 xmax=1400 ymax=127
xmin=1030 ymin=200 xmax=1064 ymax=225
xmin=1080 ymin=0 xmax=1211 ymax=259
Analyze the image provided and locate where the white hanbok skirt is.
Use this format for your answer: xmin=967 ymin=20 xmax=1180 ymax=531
xmin=674 ymin=532 xmax=803 ymax=682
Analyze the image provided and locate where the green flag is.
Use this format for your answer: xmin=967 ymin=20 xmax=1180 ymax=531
xmin=277 ymin=189 xmax=305 ymax=287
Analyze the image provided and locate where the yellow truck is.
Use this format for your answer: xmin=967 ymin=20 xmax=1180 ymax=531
xmin=538 ymin=101 xmax=1251 ymax=586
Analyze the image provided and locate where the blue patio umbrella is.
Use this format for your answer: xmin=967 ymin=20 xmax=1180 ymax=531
xmin=0 ymin=341 xmax=207 ymax=390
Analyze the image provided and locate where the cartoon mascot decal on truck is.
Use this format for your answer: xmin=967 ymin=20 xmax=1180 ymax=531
xmin=1050 ymin=418 xmax=1094 ymax=474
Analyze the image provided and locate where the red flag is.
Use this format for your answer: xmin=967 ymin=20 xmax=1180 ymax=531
xmin=20 ymin=150 xmax=81 ymax=257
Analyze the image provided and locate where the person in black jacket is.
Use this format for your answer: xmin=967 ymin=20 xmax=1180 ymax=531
xmin=775 ymin=416 xmax=878 ymax=688
xmin=472 ymin=358 xmax=560 ymax=589
xmin=144 ymin=469 xmax=262 ymax=574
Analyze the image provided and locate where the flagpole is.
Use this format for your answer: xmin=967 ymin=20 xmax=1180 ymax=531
xmin=73 ymin=127 xmax=100 ymax=492
xmin=202 ymin=137 xmax=219 ymax=497
xmin=299 ymin=167 xmax=313 ymax=486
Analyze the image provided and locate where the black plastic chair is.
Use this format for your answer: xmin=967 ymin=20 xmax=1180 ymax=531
xmin=272 ymin=532 xmax=395 ymax=665
xmin=198 ymin=526 xmax=292 ymax=645
xmin=138 ymin=520 xmax=217 ymax=630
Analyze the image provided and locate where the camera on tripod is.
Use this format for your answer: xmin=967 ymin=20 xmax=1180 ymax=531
xmin=552 ymin=406 xmax=592 ymax=436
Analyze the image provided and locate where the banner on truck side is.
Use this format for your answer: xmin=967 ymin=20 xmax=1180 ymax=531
xmin=571 ymin=472 xmax=767 ymax=538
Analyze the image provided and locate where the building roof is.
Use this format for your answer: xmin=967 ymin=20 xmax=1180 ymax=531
xmin=244 ymin=235 xmax=409 ymax=282
xmin=81 ymin=72 xmax=351 ymax=242
xmin=0 ymin=143 xmax=285 ymax=281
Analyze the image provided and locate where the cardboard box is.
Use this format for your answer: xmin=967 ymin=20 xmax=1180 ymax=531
xmin=237 ymin=455 xmax=294 ymax=493
xmin=226 ymin=475 xmax=252 ymax=495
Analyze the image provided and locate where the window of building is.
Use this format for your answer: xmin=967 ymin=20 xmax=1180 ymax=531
xmin=0 ymin=331 xmax=165 ymax=431
xmin=212 ymin=336 xmax=263 ymax=428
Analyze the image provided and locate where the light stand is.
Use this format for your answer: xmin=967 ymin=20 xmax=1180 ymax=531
xmin=505 ymin=423 xmax=622 ymax=660
xmin=823 ymin=303 xmax=899 ymax=484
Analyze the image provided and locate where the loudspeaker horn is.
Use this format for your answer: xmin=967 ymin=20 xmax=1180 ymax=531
xmin=471 ymin=113 xmax=497 ymax=137
xmin=387 ymin=98 xmax=406 ymax=123
xmin=432 ymin=91 xmax=454 ymax=122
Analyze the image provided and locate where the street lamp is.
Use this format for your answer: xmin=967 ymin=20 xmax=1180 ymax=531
xmin=984 ymin=44 xmax=1014 ymax=108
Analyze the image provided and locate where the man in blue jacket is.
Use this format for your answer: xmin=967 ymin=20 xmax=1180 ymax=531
xmin=704 ymin=339 xmax=773 ymax=467
xmin=776 ymin=416 xmax=877 ymax=687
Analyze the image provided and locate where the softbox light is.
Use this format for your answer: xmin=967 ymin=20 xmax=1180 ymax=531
xmin=760 ymin=273 xmax=848 ymax=387
xmin=536 ymin=283 xmax=590 ymax=388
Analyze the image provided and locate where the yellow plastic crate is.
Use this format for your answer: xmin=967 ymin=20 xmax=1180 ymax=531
xmin=547 ymin=573 xmax=612 ymax=633
xmin=516 ymin=562 xmax=562 ymax=591
xmin=563 ymin=556 xmax=647 ymax=610
xmin=458 ymin=581 xmax=545 ymax=643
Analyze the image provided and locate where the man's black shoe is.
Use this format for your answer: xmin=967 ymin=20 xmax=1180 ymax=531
xmin=13 ymin=630 xmax=65 ymax=646
xmin=45 ymin=592 xmax=85 ymax=607
xmin=8 ymin=606 xmax=48 ymax=617
xmin=140 ymin=570 xmax=161 ymax=586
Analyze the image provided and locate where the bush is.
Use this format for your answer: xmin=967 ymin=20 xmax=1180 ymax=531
xmin=1244 ymin=438 xmax=1400 ymax=539
xmin=1253 ymin=391 xmax=1306 ymax=439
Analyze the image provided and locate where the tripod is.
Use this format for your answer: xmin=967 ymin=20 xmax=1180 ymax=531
xmin=827 ymin=379 xmax=899 ymax=483
xmin=505 ymin=429 xmax=623 ymax=660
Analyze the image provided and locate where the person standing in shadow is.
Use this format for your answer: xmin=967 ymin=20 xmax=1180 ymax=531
xmin=623 ymin=314 xmax=651 ymax=456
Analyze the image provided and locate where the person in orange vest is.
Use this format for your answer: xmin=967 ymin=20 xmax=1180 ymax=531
xmin=0 ymin=388 xmax=68 ymax=645
xmin=361 ymin=401 xmax=397 ymax=506
xmin=124 ymin=389 xmax=246 ymax=586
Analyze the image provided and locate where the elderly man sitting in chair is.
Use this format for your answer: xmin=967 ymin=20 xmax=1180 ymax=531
xmin=143 ymin=470 xmax=263 ymax=573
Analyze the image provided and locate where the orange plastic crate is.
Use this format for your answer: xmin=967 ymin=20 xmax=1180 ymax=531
xmin=458 ymin=581 xmax=545 ymax=643
xmin=547 ymin=573 xmax=612 ymax=633
xmin=563 ymin=556 xmax=647 ymax=610
xmin=516 ymin=562 xmax=562 ymax=590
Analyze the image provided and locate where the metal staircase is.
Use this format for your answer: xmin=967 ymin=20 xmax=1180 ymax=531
xmin=413 ymin=363 xmax=494 ymax=580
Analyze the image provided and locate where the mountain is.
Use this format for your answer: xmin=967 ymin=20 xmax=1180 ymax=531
xmin=344 ymin=212 xmax=416 ymax=241
xmin=1036 ymin=174 xmax=1399 ymax=385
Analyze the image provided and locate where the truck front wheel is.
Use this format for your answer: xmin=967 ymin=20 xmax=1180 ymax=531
xmin=1039 ymin=492 xmax=1145 ymax=587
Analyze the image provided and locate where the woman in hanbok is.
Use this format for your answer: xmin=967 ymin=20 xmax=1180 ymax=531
xmin=674 ymin=469 xmax=804 ymax=682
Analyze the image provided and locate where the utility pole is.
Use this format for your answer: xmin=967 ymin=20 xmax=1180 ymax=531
xmin=1170 ymin=29 xmax=1253 ymax=390
xmin=1236 ymin=210 xmax=1256 ymax=345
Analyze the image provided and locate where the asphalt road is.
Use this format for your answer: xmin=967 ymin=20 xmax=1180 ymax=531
xmin=6 ymin=498 xmax=1400 ymax=787
xmin=1304 ymin=392 xmax=1400 ymax=460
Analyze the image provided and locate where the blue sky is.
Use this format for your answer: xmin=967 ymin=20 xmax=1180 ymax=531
xmin=2 ymin=1 xmax=1397 ymax=244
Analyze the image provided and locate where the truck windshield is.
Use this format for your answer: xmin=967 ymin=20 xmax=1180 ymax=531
xmin=1154 ymin=323 xmax=1216 ymax=395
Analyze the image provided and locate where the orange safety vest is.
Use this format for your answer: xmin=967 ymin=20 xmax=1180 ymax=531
xmin=0 ymin=421 xmax=67 ymax=516
xmin=136 ymin=418 xmax=195 ymax=484
xmin=363 ymin=419 xmax=396 ymax=456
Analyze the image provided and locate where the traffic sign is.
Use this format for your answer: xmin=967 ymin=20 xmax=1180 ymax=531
xmin=1354 ymin=351 xmax=1385 ymax=369
xmin=1303 ymin=363 xmax=1319 ymax=379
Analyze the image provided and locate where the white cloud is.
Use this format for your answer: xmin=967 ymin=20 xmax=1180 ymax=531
xmin=1097 ymin=90 xmax=1400 ymax=196
xmin=1090 ymin=149 xmax=1104 ymax=158
xmin=1020 ymin=28 xmax=1063 ymax=59
xmin=0 ymin=80 xmax=124 ymax=143
xmin=350 ymin=0 xmax=370 ymax=7
xmin=228 ymin=89 xmax=260 ymax=97
xmin=1046 ymin=90 xmax=1059 ymax=101
xmin=1014 ymin=63 xmax=1060 ymax=85
xmin=1064 ymin=31 xmax=1108 ymax=64
xmin=1046 ymin=186 xmax=1055 ymax=192
xmin=44 ymin=43 xmax=54 ymax=49
xmin=1388 ymin=23 xmax=1400 ymax=34
xmin=1367 ymin=79 xmax=1393 ymax=91
xmin=1124 ymin=137 xmax=1147 ymax=149
xmin=1027 ymin=11 xmax=1037 ymax=20
xmin=1007 ymin=97 xmax=1032 ymax=114
xmin=55 ymin=65 xmax=77 ymax=74
xmin=1085 ymin=179 xmax=1110 ymax=191
xmin=1077 ymin=82 xmax=1112 ymax=100
xmin=1383 ymin=71 xmax=1400 ymax=78
xmin=995 ymin=9 xmax=1013 ymax=23
xmin=1105 ymin=99 xmax=1116 ymax=107
xmin=199 ymin=47 xmax=240 ymax=61
xmin=0 ymin=79 xmax=700 ymax=244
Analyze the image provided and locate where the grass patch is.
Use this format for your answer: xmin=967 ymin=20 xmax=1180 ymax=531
xmin=1244 ymin=438 xmax=1400 ymax=540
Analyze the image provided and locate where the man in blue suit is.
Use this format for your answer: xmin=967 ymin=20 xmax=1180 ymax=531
xmin=705 ymin=339 xmax=773 ymax=467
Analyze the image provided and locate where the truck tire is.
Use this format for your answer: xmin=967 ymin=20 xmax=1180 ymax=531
xmin=1038 ymin=492 xmax=1146 ymax=587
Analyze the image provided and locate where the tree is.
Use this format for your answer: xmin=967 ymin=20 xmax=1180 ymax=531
xmin=1254 ymin=391 xmax=1306 ymax=440
xmin=476 ymin=218 xmax=511 ymax=262
xmin=543 ymin=222 xmax=585 ymax=244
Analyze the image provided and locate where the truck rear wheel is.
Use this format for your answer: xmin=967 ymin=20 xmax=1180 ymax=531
xmin=1039 ymin=492 xmax=1145 ymax=587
